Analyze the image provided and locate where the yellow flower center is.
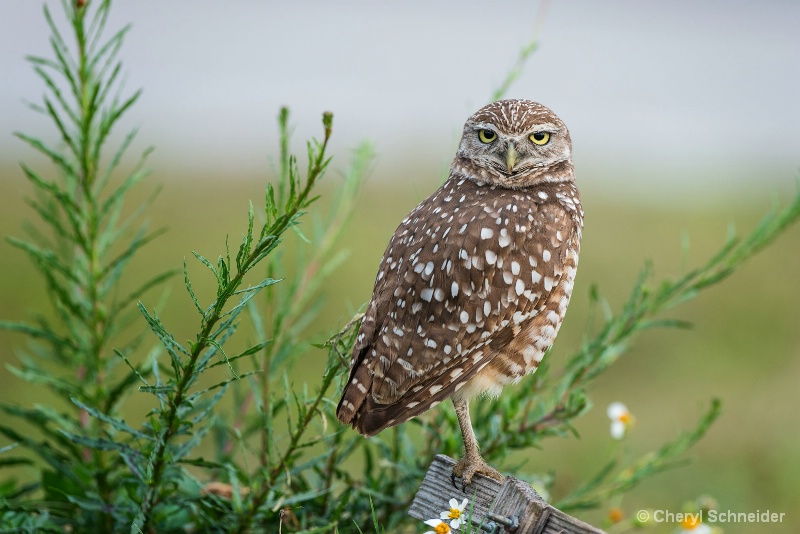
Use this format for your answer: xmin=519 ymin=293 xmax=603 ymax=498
xmin=681 ymin=515 xmax=701 ymax=529
xmin=434 ymin=523 xmax=451 ymax=534
xmin=618 ymin=412 xmax=631 ymax=424
xmin=448 ymin=508 xmax=461 ymax=519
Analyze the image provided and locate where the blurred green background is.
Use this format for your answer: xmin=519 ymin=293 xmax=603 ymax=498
xmin=1 ymin=1 xmax=799 ymax=532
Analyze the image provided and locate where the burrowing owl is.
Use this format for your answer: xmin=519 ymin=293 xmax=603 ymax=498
xmin=337 ymin=99 xmax=583 ymax=484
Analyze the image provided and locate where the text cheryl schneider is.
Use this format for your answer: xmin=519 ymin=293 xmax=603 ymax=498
xmin=652 ymin=509 xmax=786 ymax=524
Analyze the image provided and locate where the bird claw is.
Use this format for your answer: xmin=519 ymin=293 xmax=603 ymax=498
xmin=450 ymin=471 xmax=463 ymax=492
xmin=451 ymin=457 xmax=503 ymax=491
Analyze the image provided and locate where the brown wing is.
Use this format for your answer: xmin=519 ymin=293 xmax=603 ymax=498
xmin=336 ymin=177 xmax=580 ymax=436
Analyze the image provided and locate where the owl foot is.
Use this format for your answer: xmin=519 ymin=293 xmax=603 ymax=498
xmin=451 ymin=455 xmax=503 ymax=490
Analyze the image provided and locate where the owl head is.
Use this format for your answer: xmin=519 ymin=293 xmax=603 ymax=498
xmin=451 ymin=99 xmax=574 ymax=189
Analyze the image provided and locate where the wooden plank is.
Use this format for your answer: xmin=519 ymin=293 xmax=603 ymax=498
xmin=409 ymin=454 xmax=605 ymax=534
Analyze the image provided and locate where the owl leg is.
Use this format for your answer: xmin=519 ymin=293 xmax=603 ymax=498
xmin=451 ymin=398 xmax=503 ymax=487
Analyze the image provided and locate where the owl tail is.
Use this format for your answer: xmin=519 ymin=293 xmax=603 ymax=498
xmin=336 ymin=361 xmax=373 ymax=431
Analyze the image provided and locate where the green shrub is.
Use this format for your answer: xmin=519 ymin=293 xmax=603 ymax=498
xmin=1 ymin=2 xmax=798 ymax=533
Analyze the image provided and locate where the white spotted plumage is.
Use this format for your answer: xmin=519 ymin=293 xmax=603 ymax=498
xmin=337 ymin=99 xmax=583 ymax=484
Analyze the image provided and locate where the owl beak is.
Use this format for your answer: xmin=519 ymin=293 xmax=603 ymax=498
xmin=505 ymin=144 xmax=519 ymax=172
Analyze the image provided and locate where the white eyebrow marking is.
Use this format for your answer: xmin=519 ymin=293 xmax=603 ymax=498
xmin=530 ymin=123 xmax=560 ymax=133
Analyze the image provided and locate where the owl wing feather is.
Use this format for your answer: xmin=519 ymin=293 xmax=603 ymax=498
xmin=337 ymin=178 xmax=577 ymax=436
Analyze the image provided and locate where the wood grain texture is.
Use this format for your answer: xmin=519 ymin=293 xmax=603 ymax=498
xmin=409 ymin=455 xmax=605 ymax=533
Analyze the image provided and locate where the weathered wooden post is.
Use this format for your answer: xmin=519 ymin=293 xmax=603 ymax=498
xmin=409 ymin=455 xmax=605 ymax=533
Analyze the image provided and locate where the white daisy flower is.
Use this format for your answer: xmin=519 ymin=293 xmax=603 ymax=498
xmin=439 ymin=497 xmax=469 ymax=529
xmin=422 ymin=518 xmax=451 ymax=534
xmin=607 ymin=401 xmax=634 ymax=440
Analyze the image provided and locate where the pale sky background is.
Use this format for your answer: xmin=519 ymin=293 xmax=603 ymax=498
xmin=1 ymin=1 xmax=798 ymax=200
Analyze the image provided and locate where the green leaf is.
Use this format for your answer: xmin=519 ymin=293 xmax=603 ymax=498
xmin=205 ymin=341 xmax=270 ymax=370
xmin=139 ymin=385 xmax=174 ymax=395
xmin=41 ymin=6 xmax=78 ymax=95
xmin=236 ymin=200 xmax=255 ymax=272
xmin=182 ymin=259 xmax=205 ymax=317
xmin=112 ymin=268 xmax=178 ymax=317
xmin=42 ymin=94 xmax=79 ymax=157
xmin=5 ymin=364 xmax=81 ymax=399
xmin=58 ymin=430 xmax=139 ymax=456
xmin=23 ymin=196 xmax=69 ymax=242
xmin=192 ymin=250 xmax=218 ymax=277
xmin=96 ymin=124 xmax=140 ymax=193
xmin=102 ymin=227 xmax=168 ymax=284
xmin=6 ymin=237 xmax=81 ymax=286
xmin=0 ymin=320 xmax=77 ymax=351
xmin=187 ymin=371 xmax=257 ymax=405
xmin=70 ymin=396 xmax=153 ymax=441
xmin=0 ymin=423 xmax=77 ymax=481
xmin=41 ymin=468 xmax=86 ymax=504
xmin=115 ymin=348 xmax=151 ymax=387
xmin=223 ymin=278 xmax=281 ymax=319
xmin=17 ymin=163 xmax=85 ymax=248
xmin=138 ymin=302 xmax=188 ymax=373
xmin=14 ymin=132 xmax=78 ymax=177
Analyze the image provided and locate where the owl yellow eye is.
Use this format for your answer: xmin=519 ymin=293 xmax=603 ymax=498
xmin=478 ymin=129 xmax=497 ymax=144
xmin=529 ymin=132 xmax=550 ymax=145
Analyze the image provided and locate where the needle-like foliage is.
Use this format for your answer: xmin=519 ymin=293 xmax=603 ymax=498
xmin=0 ymin=0 xmax=172 ymax=531
xmin=2 ymin=1 xmax=799 ymax=533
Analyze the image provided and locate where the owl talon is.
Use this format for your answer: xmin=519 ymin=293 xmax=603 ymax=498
xmin=452 ymin=456 xmax=504 ymax=488
xmin=450 ymin=471 xmax=462 ymax=491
